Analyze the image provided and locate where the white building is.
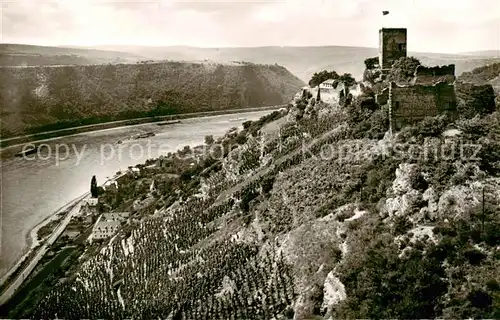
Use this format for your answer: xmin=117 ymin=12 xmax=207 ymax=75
xmin=318 ymin=80 xmax=362 ymax=104
xmin=88 ymin=211 xmax=129 ymax=241
xmin=319 ymin=79 xmax=341 ymax=90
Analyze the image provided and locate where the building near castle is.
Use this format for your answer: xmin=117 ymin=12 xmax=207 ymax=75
xmin=376 ymin=28 xmax=458 ymax=131
xmin=318 ymin=79 xmax=363 ymax=104
xmin=88 ymin=211 xmax=130 ymax=241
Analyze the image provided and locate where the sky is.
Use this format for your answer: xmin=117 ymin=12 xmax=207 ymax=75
xmin=1 ymin=0 xmax=499 ymax=53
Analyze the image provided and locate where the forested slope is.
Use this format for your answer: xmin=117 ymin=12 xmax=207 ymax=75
xmin=0 ymin=61 xmax=304 ymax=138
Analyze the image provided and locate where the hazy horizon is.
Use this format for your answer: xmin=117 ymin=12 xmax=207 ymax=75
xmin=2 ymin=0 xmax=499 ymax=54
xmin=2 ymin=42 xmax=499 ymax=56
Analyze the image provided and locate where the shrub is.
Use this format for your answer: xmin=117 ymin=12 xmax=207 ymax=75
xmin=364 ymin=57 xmax=379 ymax=70
xmin=204 ymin=135 xmax=214 ymax=145
xmin=242 ymin=120 xmax=253 ymax=130
xmin=339 ymin=73 xmax=356 ymax=88
xmin=261 ymin=176 xmax=275 ymax=194
xmin=240 ymin=186 xmax=259 ymax=212
xmin=235 ymin=132 xmax=247 ymax=145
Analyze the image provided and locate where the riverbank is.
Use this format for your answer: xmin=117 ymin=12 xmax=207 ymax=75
xmin=0 ymin=170 xmax=127 ymax=304
xmin=0 ymin=111 xmax=271 ymax=289
xmin=0 ymin=193 xmax=87 ymax=297
xmin=0 ymin=105 xmax=285 ymax=149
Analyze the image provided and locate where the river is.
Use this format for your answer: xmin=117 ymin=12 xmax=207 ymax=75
xmin=0 ymin=110 xmax=271 ymax=278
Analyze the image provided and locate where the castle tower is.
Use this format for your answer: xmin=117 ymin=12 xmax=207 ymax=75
xmin=379 ymin=28 xmax=407 ymax=71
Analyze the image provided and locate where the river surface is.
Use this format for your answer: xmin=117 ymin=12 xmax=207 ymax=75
xmin=0 ymin=110 xmax=271 ymax=278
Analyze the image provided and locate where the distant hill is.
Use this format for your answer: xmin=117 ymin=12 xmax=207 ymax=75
xmin=88 ymin=45 xmax=500 ymax=82
xmin=0 ymin=61 xmax=304 ymax=138
xmin=0 ymin=43 xmax=144 ymax=66
xmin=457 ymin=50 xmax=500 ymax=57
xmin=458 ymin=62 xmax=500 ymax=83
xmin=3 ymin=44 xmax=499 ymax=83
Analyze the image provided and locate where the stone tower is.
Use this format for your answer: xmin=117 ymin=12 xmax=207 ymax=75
xmin=379 ymin=28 xmax=407 ymax=70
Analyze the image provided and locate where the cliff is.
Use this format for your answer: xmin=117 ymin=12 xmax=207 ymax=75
xmin=0 ymin=61 xmax=304 ymax=138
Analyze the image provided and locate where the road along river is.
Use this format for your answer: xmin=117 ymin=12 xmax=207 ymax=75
xmin=0 ymin=110 xmax=272 ymax=279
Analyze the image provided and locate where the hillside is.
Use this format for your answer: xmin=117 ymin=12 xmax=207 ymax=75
xmin=0 ymin=44 xmax=144 ymax=66
xmin=458 ymin=62 xmax=500 ymax=105
xmin=89 ymin=45 xmax=500 ymax=81
xmin=5 ymin=62 xmax=498 ymax=319
xmin=3 ymin=44 xmax=498 ymax=83
xmin=0 ymin=61 xmax=304 ymax=138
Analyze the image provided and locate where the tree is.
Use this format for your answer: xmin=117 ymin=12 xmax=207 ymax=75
xmin=308 ymin=70 xmax=339 ymax=87
xmin=389 ymin=57 xmax=421 ymax=84
xmin=90 ymin=175 xmax=98 ymax=197
xmin=242 ymin=120 xmax=253 ymax=130
xmin=204 ymin=135 xmax=215 ymax=145
xmin=364 ymin=57 xmax=379 ymax=70
xmin=339 ymin=73 xmax=356 ymax=88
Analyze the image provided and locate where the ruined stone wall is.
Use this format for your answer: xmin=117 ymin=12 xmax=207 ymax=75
xmin=379 ymin=28 xmax=407 ymax=70
xmin=390 ymin=82 xmax=456 ymax=129
xmin=413 ymin=64 xmax=456 ymax=85
xmin=376 ymin=87 xmax=389 ymax=105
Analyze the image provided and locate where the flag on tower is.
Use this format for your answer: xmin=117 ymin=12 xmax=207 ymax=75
xmin=382 ymin=10 xmax=389 ymax=15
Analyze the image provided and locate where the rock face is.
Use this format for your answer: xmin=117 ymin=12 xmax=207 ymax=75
xmin=321 ymin=272 xmax=347 ymax=319
xmin=0 ymin=61 xmax=304 ymax=137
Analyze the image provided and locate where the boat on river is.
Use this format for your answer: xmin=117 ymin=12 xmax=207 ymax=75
xmin=157 ymin=120 xmax=181 ymax=126
xmin=229 ymin=117 xmax=247 ymax=122
xmin=133 ymin=131 xmax=156 ymax=139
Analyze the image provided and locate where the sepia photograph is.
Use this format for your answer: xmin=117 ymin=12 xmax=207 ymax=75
xmin=0 ymin=0 xmax=499 ymax=318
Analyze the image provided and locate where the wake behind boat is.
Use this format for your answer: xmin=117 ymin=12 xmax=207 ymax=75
xmin=14 ymin=145 xmax=43 ymax=158
xmin=132 ymin=131 xmax=155 ymax=140
xmin=157 ymin=120 xmax=181 ymax=126
xmin=229 ymin=117 xmax=247 ymax=122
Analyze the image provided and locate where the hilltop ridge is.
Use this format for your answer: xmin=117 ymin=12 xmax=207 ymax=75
xmin=2 ymin=44 xmax=499 ymax=83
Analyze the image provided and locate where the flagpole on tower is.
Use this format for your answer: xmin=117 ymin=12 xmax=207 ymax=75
xmin=382 ymin=10 xmax=389 ymax=28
